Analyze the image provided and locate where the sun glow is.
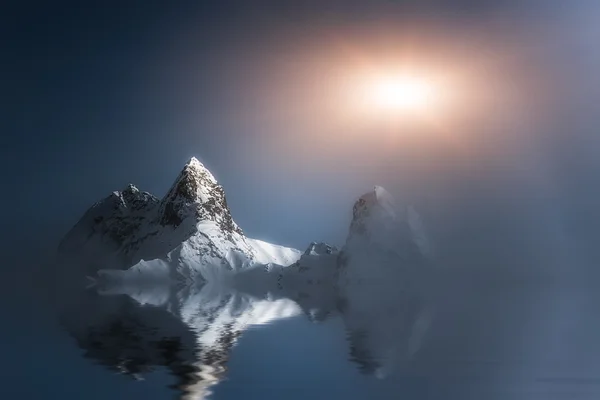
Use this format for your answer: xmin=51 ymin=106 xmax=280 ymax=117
xmin=369 ymin=75 xmax=437 ymax=112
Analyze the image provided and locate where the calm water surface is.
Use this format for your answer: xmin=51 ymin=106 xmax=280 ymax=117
xmin=3 ymin=242 xmax=600 ymax=400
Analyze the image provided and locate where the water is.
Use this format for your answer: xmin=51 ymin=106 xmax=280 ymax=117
xmin=3 ymin=237 xmax=600 ymax=400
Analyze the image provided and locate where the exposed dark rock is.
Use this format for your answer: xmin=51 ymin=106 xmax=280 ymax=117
xmin=304 ymin=242 xmax=339 ymax=256
xmin=157 ymin=158 xmax=243 ymax=236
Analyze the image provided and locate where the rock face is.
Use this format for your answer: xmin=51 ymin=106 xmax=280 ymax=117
xmin=58 ymin=184 xmax=160 ymax=274
xmin=304 ymin=242 xmax=339 ymax=256
xmin=59 ymin=157 xmax=300 ymax=280
xmin=158 ymin=158 xmax=243 ymax=237
xmin=345 ymin=186 xmax=416 ymax=254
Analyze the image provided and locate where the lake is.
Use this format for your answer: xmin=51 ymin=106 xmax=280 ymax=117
xmin=3 ymin=241 xmax=600 ymax=400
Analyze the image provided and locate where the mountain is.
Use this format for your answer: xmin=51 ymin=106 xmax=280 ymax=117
xmin=58 ymin=157 xmax=301 ymax=281
xmin=60 ymin=158 xmax=432 ymax=286
xmin=345 ymin=185 xmax=431 ymax=258
xmin=336 ymin=185 xmax=432 ymax=283
xmin=85 ymin=181 xmax=432 ymax=301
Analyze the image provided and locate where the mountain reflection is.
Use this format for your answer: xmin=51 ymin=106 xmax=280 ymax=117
xmin=59 ymin=251 xmax=432 ymax=399
xmin=59 ymin=288 xmax=211 ymax=398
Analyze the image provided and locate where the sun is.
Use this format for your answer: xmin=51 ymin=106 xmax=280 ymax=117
xmin=344 ymin=68 xmax=451 ymax=124
xmin=370 ymin=75 xmax=436 ymax=112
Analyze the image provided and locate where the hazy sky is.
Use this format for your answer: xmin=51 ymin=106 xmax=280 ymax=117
xmin=2 ymin=1 xmax=599 ymax=267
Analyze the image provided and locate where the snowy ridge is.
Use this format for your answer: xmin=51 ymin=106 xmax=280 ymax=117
xmin=245 ymin=238 xmax=302 ymax=265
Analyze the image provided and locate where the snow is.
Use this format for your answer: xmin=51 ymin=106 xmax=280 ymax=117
xmin=246 ymin=238 xmax=302 ymax=265
xmin=373 ymin=185 xmax=398 ymax=219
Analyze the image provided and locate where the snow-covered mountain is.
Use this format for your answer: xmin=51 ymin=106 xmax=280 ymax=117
xmin=59 ymin=157 xmax=431 ymax=289
xmin=335 ymin=186 xmax=433 ymax=374
xmin=345 ymin=185 xmax=432 ymax=259
xmin=59 ymin=157 xmax=300 ymax=281
xmin=79 ymin=179 xmax=433 ymax=336
xmin=60 ymin=177 xmax=434 ymax=398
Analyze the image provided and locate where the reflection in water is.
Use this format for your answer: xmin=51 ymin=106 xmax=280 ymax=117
xmin=56 ymin=257 xmax=600 ymax=400
xmin=59 ymin=245 xmax=432 ymax=399
xmin=60 ymin=283 xmax=303 ymax=399
xmin=60 ymin=290 xmax=199 ymax=387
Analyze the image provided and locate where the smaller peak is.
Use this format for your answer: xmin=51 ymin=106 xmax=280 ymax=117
xmin=373 ymin=185 xmax=388 ymax=198
xmin=119 ymin=183 xmax=158 ymax=209
xmin=360 ymin=185 xmax=391 ymax=201
xmin=122 ymin=183 xmax=139 ymax=193
xmin=349 ymin=185 xmax=398 ymax=237
xmin=355 ymin=186 xmax=394 ymax=212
